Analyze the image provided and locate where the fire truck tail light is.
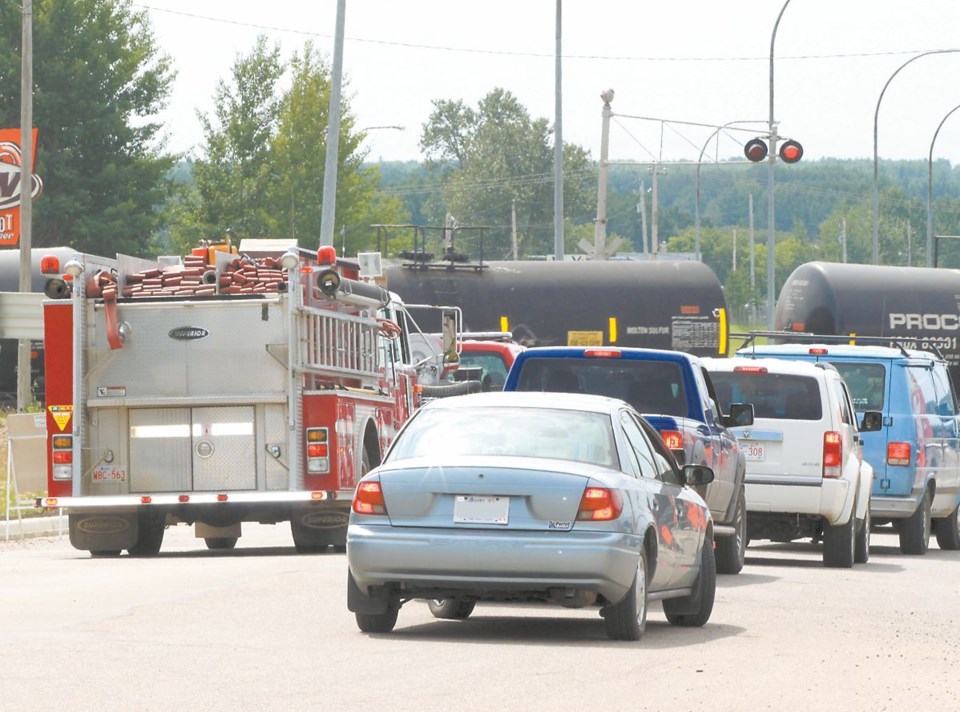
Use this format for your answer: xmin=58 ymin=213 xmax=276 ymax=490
xmin=52 ymin=435 xmax=72 ymax=449
xmin=306 ymin=427 xmax=330 ymax=473
xmin=353 ymin=481 xmax=387 ymax=515
xmin=43 ymin=498 xmax=59 ymax=507
xmin=140 ymin=496 xmax=152 ymax=504
xmin=576 ymin=487 xmax=623 ymax=521
xmin=823 ymin=431 xmax=843 ymax=478
xmin=52 ymin=451 xmax=72 ymax=464
xmin=661 ymin=430 xmax=683 ymax=450
xmin=307 ymin=428 xmax=328 ymax=443
xmin=217 ymin=494 xmax=229 ymax=502
xmin=178 ymin=495 xmax=190 ymax=503
xmin=888 ymin=442 xmax=911 ymax=466
xmin=308 ymin=443 xmax=328 ymax=458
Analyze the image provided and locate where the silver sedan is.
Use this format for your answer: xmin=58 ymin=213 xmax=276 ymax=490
xmin=346 ymin=391 xmax=717 ymax=641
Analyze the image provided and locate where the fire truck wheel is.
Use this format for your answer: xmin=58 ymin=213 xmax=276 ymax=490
xmin=128 ymin=512 xmax=165 ymax=556
xmin=204 ymin=537 xmax=238 ymax=550
xmin=89 ymin=550 xmax=122 ymax=558
xmin=355 ymin=608 xmax=399 ymax=634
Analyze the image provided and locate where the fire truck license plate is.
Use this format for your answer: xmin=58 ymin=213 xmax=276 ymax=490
xmin=454 ymin=495 xmax=509 ymax=525
xmin=744 ymin=444 xmax=765 ymax=462
xmin=92 ymin=466 xmax=127 ymax=482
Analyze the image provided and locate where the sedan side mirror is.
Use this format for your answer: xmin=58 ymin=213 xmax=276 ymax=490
xmin=859 ymin=410 xmax=883 ymax=432
xmin=724 ymin=402 xmax=754 ymax=428
xmin=682 ymin=463 xmax=715 ymax=487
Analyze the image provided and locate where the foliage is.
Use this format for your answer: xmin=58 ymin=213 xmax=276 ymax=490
xmin=418 ymin=88 xmax=594 ymax=259
xmin=0 ymin=0 xmax=176 ymax=257
xmin=169 ymin=39 xmax=408 ymax=257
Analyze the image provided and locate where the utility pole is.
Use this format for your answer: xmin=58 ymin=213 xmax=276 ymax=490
xmin=732 ymin=228 xmax=737 ymax=270
xmin=511 ymin=199 xmax=518 ymax=260
xmin=906 ymin=221 xmax=912 ymax=266
xmin=749 ymin=194 xmax=755 ymax=291
xmin=840 ymin=217 xmax=847 ymax=263
xmin=650 ymin=165 xmax=667 ymax=255
xmin=638 ymin=180 xmax=649 ymax=255
xmin=553 ymin=0 xmax=564 ymax=260
xmin=318 ymin=0 xmax=346 ymax=248
xmin=592 ymin=90 xmax=614 ymax=260
xmin=18 ymin=0 xmax=34 ymax=412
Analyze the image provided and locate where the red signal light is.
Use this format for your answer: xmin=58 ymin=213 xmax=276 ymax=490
xmin=40 ymin=255 xmax=61 ymax=274
xmin=779 ymin=139 xmax=803 ymax=164
xmin=576 ymin=487 xmax=623 ymax=521
xmin=353 ymin=480 xmax=387 ymax=515
xmin=823 ymin=431 xmax=843 ymax=478
xmin=744 ymin=138 xmax=768 ymax=162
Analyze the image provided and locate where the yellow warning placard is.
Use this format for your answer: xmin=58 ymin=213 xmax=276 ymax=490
xmin=48 ymin=404 xmax=73 ymax=432
xmin=567 ymin=331 xmax=603 ymax=347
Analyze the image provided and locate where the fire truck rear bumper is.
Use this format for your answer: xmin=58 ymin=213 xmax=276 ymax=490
xmin=38 ymin=490 xmax=353 ymax=509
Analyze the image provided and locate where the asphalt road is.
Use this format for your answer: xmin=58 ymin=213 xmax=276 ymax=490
xmin=1 ymin=524 xmax=959 ymax=711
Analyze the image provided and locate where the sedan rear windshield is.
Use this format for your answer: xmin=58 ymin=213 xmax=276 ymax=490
xmin=387 ymin=406 xmax=618 ymax=468
xmin=710 ymin=372 xmax=823 ymax=420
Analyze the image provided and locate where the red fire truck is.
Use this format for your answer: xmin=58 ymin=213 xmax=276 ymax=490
xmin=36 ymin=240 xmax=459 ymax=555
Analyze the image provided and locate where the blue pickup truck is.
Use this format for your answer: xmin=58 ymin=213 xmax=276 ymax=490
xmin=503 ymin=346 xmax=753 ymax=574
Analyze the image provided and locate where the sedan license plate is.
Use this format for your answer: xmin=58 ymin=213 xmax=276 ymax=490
xmin=744 ymin=444 xmax=765 ymax=462
xmin=454 ymin=495 xmax=509 ymax=525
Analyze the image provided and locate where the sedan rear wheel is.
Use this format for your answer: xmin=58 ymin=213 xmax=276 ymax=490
xmin=355 ymin=608 xmax=399 ymax=634
xmin=427 ymin=599 xmax=476 ymax=620
xmin=603 ymin=548 xmax=648 ymax=641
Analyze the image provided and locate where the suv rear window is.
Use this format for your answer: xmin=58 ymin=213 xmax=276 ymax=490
xmin=514 ymin=358 xmax=688 ymax=417
xmin=830 ymin=362 xmax=886 ymax=411
xmin=710 ymin=372 xmax=823 ymax=420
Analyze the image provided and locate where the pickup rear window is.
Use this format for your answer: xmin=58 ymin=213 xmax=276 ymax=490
xmin=710 ymin=372 xmax=823 ymax=420
xmin=513 ymin=357 xmax=688 ymax=417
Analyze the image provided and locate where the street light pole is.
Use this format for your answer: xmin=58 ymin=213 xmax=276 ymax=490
xmin=928 ymin=104 xmax=960 ymax=267
xmin=553 ymin=0 xmax=564 ymax=261
xmin=872 ymin=49 xmax=960 ymax=266
xmin=593 ymin=90 xmax=614 ymax=261
xmin=319 ymin=0 xmax=346 ymax=249
xmin=695 ymin=119 xmax=765 ymax=262
xmin=766 ymin=0 xmax=791 ymax=330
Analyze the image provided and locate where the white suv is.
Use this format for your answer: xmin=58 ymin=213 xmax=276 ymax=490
xmin=702 ymin=357 xmax=882 ymax=568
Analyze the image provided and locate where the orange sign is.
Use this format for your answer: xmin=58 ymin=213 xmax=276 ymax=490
xmin=0 ymin=128 xmax=42 ymax=247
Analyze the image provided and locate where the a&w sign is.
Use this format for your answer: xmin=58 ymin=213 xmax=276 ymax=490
xmin=0 ymin=128 xmax=43 ymax=247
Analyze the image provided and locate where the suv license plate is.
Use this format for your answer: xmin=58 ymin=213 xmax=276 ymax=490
xmin=454 ymin=495 xmax=509 ymax=525
xmin=744 ymin=444 xmax=765 ymax=462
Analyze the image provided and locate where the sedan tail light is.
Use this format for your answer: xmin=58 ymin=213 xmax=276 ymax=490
xmin=823 ymin=431 xmax=842 ymax=478
xmin=887 ymin=442 xmax=911 ymax=467
xmin=353 ymin=480 xmax=387 ymax=515
xmin=576 ymin=487 xmax=623 ymax=521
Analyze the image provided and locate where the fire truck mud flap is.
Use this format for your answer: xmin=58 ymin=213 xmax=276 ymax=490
xmin=291 ymin=505 xmax=350 ymax=550
xmin=69 ymin=512 xmax=139 ymax=552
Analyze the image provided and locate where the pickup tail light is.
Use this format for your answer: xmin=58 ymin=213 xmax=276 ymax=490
xmin=660 ymin=430 xmax=683 ymax=451
xmin=353 ymin=480 xmax=387 ymax=515
xmin=887 ymin=442 xmax=911 ymax=467
xmin=576 ymin=487 xmax=623 ymax=521
xmin=823 ymin=431 xmax=842 ymax=478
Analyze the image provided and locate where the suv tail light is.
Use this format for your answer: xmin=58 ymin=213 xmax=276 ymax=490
xmin=823 ymin=431 xmax=842 ymax=478
xmin=887 ymin=442 xmax=911 ymax=466
xmin=353 ymin=480 xmax=387 ymax=515
xmin=577 ymin=487 xmax=623 ymax=521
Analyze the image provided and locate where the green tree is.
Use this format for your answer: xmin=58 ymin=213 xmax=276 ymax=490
xmin=0 ymin=0 xmax=175 ymax=255
xmin=420 ymin=88 xmax=594 ymax=259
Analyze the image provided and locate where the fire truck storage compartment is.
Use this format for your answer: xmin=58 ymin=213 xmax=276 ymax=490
xmin=84 ymin=296 xmax=288 ymax=400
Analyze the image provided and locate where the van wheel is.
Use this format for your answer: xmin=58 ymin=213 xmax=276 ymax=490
xmin=854 ymin=507 xmax=871 ymax=564
xmin=715 ymin=487 xmax=746 ymax=575
xmin=899 ymin=490 xmax=931 ymax=555
xmin=823 ymin=513 xmax=855 ymax=568
xmin=934 ymin=503 xmax=960 ymax=550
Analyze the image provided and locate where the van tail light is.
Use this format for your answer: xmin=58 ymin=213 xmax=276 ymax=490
xmin=823 ymin=431 xmax=843 ymax=478
xmin=353 ymin=480 xmax=387 ymax=515
xmin=888 ymin=442 xmax=912 ymax=467
xmin=577 ymin=487 xmax=623 ymax=521
xmin=661 ymin=430 xmax=683 ymax=451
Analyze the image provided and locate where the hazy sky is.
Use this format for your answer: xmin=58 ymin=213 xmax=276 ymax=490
xmin=140 ymin=0 xmax=960 ymax=166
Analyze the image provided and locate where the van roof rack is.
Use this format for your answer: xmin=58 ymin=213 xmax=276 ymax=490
xmin=730 ymin=330 xmax=943 ymax=361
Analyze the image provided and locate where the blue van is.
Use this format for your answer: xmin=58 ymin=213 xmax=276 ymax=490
xmin=736 ymin=342 xmax=960 ymax=555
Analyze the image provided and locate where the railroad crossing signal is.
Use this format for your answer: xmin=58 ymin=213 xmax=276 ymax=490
xmin=744 ymin=137 xmax=804 ymax=164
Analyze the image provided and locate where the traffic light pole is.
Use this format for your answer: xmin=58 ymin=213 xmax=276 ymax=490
xmin=766 ymin=0 xmax=791 ymax=330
